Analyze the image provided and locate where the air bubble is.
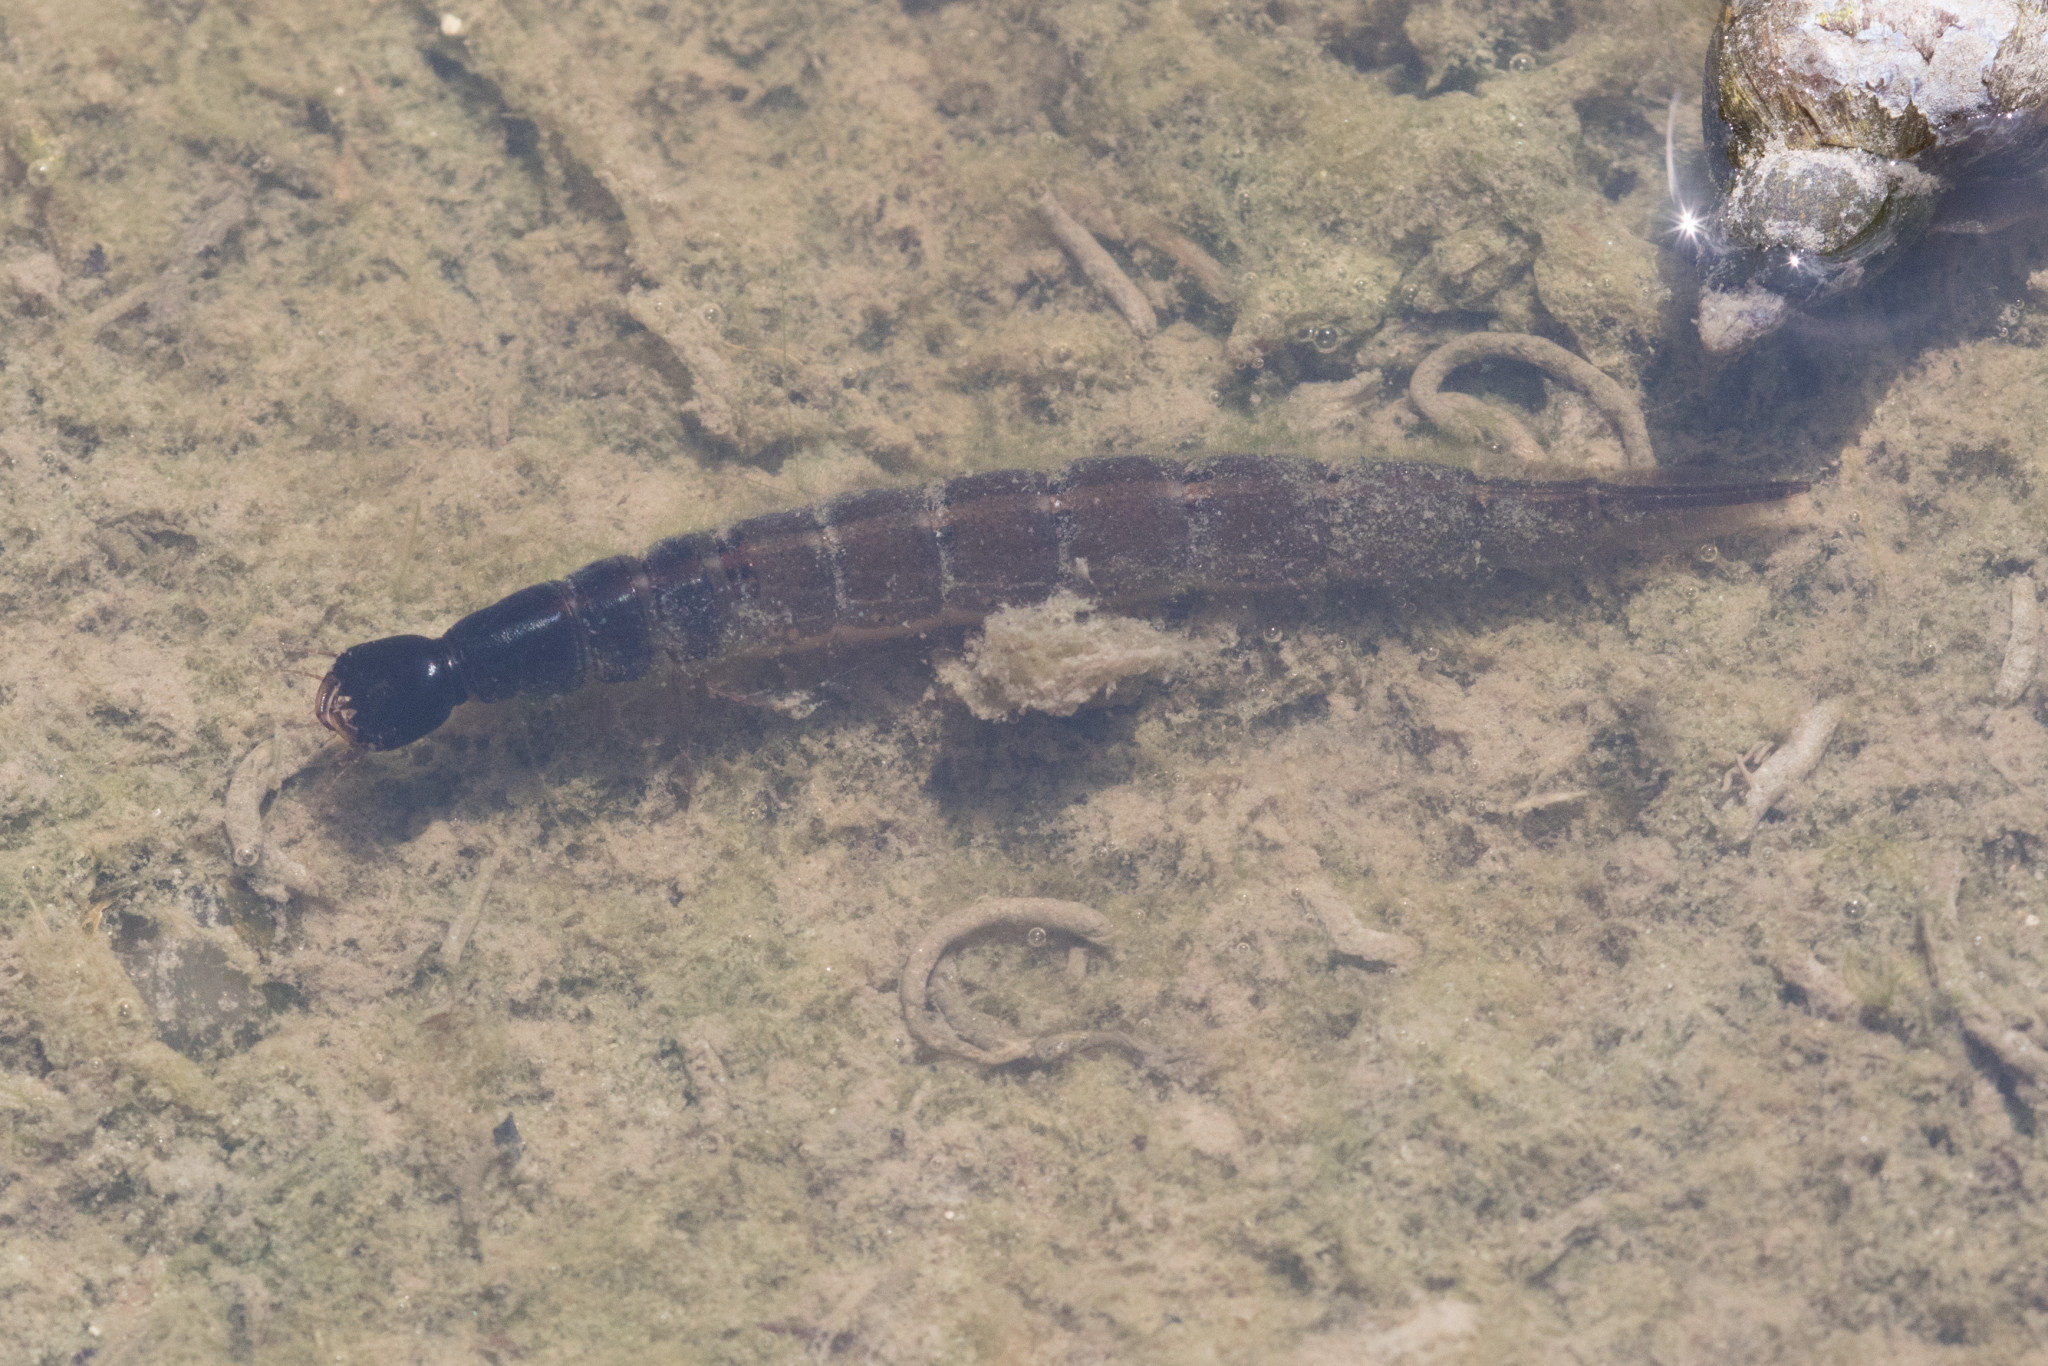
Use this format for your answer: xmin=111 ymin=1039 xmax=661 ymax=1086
xmin=1508 ymin=51 xmax=1536 ymax=72
xmin=1026 ymin=926 xmax=1048 ymax=947
xmin=1311 ymin=325 xmax=1341 ymax=352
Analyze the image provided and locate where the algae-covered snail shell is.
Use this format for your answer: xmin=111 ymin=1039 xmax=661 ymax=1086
xmin=1697 ymin=0 xmax=2048 ymax=352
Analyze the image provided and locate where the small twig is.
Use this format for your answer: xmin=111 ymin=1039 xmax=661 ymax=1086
xmin=682 ymin=1031 xmax=732 ymax=1142
xmin=1718 ymin=699 xmax=1841 ymax=844
xmin=898 ymin=898 xmax=1144 ymax=1066
xmin=1765 ymin=947 xmax=1860 ymax=1022
xmin=440 ymin=851 xmax=503 ymax=968
xmin=223 ymin=728 xmax=328 ymax=900
xmin=79 ymin=189 xmax=253 ymax=337
xmin=1509 ymin=789 xmax=1589 ymax=816
xmin=1920 ymin=863 xmax=2046 ymax=1094
xmin=1248 ymin=811 xmax=1415 ymax=966
xmin=1665 ymin=91 xmax=1682 ymax=205
xmin=1719 ymin=739 xmax=1776 ymax=794
xmin=1509 ymin=1194 xmax=1609 ymax=1283
xmin=1408 ymin=332 xmax=1655 ymax=470
xmin=1995 ymin=572 xmax=2040 ymax=704
xmin=1123 ymin=205 xmax=1233 ymax=301
xmin=1037 ymin=190 xmax=1157 ymax=338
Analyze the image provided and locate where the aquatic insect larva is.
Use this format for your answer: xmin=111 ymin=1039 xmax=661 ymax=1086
xmin=316 ymin=455 xmax=1807 ymax=750
xmin=1697 ymin=0 xmax=2048 ymax=352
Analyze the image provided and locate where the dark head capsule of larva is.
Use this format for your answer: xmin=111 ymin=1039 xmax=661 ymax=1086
xmin=1697 ymin=0 xmax=2048 ymax=353
xmin=316 ymin=635 xmax=466 ymax=750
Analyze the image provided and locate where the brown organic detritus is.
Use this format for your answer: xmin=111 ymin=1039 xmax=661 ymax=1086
xmin=1036 ymin=189 xmax=1158 ymax=337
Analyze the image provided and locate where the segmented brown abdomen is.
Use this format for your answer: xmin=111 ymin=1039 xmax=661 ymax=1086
xmin=635 ymin=455 xmax=1474 ymax=666
xmin=319 ymin=454 xmax=1806 ymax=749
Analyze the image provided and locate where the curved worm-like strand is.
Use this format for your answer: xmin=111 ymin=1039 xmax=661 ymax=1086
xmin=1408 ymin=333 xmax=1656 ymax=471
xmin=899 ymin=898 xmax=1126 ymax=1066
xmin=316 ymin=454 xmax=1807 ymax=749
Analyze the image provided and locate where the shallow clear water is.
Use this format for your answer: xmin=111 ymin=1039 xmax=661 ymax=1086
xmin=3 ymin=0 xmax=2046 ymax=1361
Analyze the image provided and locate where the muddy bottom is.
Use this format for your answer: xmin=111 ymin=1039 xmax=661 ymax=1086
xmin=2 ymin=0 xmax=2047 ymax=1361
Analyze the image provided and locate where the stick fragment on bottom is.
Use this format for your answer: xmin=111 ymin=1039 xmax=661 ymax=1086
xmin=439 ymin=851 xmax=503 ymax=968
xmin=1995 ymin=572 xmax=2040 ymax=704
xmin=1718 ymin=699 xmax=1842 ymax=844
xmin=1920 ymin=865 xmax=2046 ymax=1096
xmin=1250 ymin=812 xmax=1415 ymax=966
xmin=1036 ymin=189 xmax=1158 ymax=338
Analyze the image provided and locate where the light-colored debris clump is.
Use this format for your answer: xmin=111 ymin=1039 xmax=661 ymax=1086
xmin=678 ymin=1019 xmax=733 ymax=1149
xmin=935 ymin=590 xmax=1206 ymax=720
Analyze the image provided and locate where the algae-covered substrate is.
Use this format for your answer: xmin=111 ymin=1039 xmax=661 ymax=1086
xmin=4 ymin=0 xmax=2048 ymax=1360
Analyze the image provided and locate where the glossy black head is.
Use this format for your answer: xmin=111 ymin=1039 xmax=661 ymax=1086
xmin=316 ymin=635 xmax=465 ymax=750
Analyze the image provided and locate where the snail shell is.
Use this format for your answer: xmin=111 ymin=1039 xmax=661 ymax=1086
xmin=1698 ymin=0 xmax=2048 ymax=352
